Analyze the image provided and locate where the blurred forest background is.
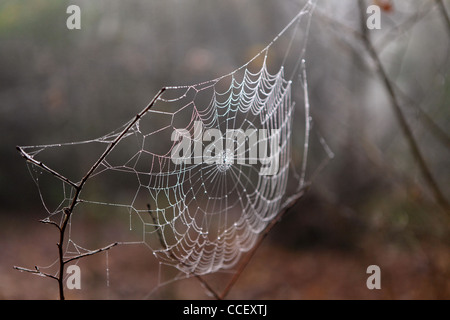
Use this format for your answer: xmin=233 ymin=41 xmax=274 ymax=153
xmin=1 ymin=0 xmax=449 ymax=299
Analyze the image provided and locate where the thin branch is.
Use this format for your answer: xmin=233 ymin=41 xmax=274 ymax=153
xmin=64 ymin=242 xmax=118 ymax=264
xmin=16 ymin=146 xmax=79 ymax=189
xmin=376 ymin=2 xmax=433 ymax=52
xmin=80 ymin=88 xmax=166 ymax=187
xmin=396 ymin=89 xmax=450 ymax=151
xmin=316 ymin=5 xmax=450 ymax=152
xmin=57 ymin=208 xmax=70 ymax=299
xmin=16 ymin=88 xmax=167 ymax=300
xmin=39 ymin=218 xmax=61 ymax=231
xmin=55 ymin=88 xmax=165 ymax=299
xmin=357 ymin=0 xmax=450 ymax=213
xmin=147 ymin=204 xmax=165 ymax=249
xmin=13 ymin=266 xmax=59 ymax=282
xmin=436 ymin=0 xmax=450 ymax=36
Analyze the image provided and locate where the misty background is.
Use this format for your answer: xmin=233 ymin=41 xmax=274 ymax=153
xmin=1 ymin=0 xmax=449 ymax=299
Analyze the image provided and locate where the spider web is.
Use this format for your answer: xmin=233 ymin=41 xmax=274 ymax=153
xmin=17 ymin=0 xmax=331 ymax=297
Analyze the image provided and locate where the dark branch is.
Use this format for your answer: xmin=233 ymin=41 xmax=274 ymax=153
xmin=16 ymin=89 xmax=167 ymax=300
xmin=13 ymin=266 xmax=59 ymax=282
xmin=16 ymin=146 xmax=79 ymax=189
xmin=39 ymin=218 xmax=61 ymax=231
xmin=436 ymin=0 xmax=450 ymax=36
xmin=357 ymin=0 xmax=450 ymax=214
xmin=64 ymin=242 xmax=118 ymax=264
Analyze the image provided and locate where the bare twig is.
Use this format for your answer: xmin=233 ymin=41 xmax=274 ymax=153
xmin=13 ymin=266 xmax=59 ymax=282
xmin=80 ymin=88 xmax=166 ymax=186
xmin=16 ymin=147 xmax=79 ymax=189
xmin=316 ymin=5 xmax=450 ymax=152
xmin=358 ymin=0 xmax=450 ymax=214
xmin=15 ymin=88 xmax=167 ymax=300
xmin=436 ymin=0 xmax=450 ymax=36
xmin=376 ymin=2 xmax=433 ymax=52
xmin=395 ymin=89 xmax=450 ymax=151
xmin=64 ymin=242 xmax=118 ymax=264
xmin=14 ymin=239 xmax=115 ymax=297
xmin=39 ymin=218 xmax=62 ymax=231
